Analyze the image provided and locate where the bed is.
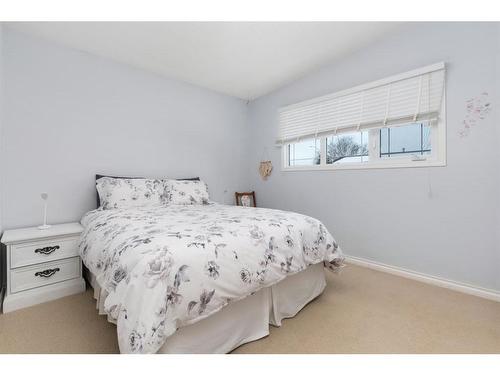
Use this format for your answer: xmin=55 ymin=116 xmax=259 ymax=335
xmin=80 ymin=178 xmax=344 ymax=354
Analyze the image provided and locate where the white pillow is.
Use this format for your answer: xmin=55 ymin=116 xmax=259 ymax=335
xmin=165 ymin=179 xmax=210 ymax=205
xmin=96 ymin=177 xmax=167 ymax=209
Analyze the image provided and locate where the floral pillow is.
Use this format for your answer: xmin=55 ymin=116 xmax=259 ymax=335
xmin=165 ymin=179 xmax=210 ymax=205
xmin=96 ymin=177 xmax=167 ymax=209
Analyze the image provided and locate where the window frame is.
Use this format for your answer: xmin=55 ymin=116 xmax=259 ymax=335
xmin=282 ymin=94 xmax=446 ymax=171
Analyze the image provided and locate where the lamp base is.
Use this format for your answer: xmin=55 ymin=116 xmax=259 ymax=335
xmin=38 ymin=224 xmax=52 ymax=230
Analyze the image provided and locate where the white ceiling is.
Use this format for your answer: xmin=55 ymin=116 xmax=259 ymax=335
xmin=6 ymin=22 xmax=403 ymax=100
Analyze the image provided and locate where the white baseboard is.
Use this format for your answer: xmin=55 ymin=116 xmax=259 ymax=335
xmin=345 ymin=255 xmax=500 ymax=303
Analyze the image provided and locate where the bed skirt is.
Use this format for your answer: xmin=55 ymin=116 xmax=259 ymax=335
xmin=85 ymin=263 xmax=326 ymax=353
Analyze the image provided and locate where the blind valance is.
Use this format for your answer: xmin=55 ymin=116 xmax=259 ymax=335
xmin=278 ymin=62 xmax=445 ymax=143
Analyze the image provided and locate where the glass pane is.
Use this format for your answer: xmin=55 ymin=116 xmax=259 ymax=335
xmin=326 ymin=131 xmax=369 ymax=164
xmin=380 ymin=128 xmax=389 ymax=155
xmin=288 ymin=138 xmax=320 ymax=166
xmin=380 ymin=122 xmax=431 ymax=158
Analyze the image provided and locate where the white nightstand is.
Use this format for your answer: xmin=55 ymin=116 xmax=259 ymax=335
xmin=1 ymin=222 xmax=86 ymax=313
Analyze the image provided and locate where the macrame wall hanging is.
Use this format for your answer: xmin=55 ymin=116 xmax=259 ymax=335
xmin=259 ymin=147 xmax=273 ymax=180
xmin=259 ymin=161 xmax=273 ymax=180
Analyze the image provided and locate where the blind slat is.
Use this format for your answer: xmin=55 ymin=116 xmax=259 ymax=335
xmin=278 ymin=63 xmax=445 ymax=143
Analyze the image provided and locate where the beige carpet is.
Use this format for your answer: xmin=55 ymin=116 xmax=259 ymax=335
xmin=1 ymin=264 xmax=499 ymax=354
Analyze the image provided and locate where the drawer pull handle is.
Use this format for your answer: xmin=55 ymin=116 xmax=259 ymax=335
xmin=35 ymin=268 xmax=60 ymax=278
xmin=34 ymin=245 xmax=60 ymax=255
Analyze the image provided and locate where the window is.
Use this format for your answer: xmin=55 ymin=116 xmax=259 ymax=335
xmin=380 ymin=122 xmax=431 ymax=159
xmin=326 ymin=131 xmax=369 ymax=164
xmin=279 ymin=63 xmax=446 ymax=170
xmin=287 ymin=137 xmax=320 ymax=166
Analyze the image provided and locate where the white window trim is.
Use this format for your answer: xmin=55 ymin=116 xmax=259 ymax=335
xmin=281 ymin=91 xmax=447 ymax=172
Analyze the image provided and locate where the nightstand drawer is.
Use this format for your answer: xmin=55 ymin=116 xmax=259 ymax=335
xmin=10 ymin=257 xmax=81 ymax=294
xmin=11 ymin=236 xmax=79 ymax=269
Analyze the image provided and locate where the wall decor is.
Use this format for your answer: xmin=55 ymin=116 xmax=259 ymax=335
xmin=235 ymin=191 xmax=256 ymax=207
xmin=459 ymin=92 xmax=491 ymax=137
xmin=259 ymin=160 xmax=273 ymax=180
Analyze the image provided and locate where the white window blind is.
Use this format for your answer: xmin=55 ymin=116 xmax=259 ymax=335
xmin=278 ymin=62 xmax=446 ymax=143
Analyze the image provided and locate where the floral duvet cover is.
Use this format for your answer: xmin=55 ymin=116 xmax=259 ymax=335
xmin=79 ymin=204 xmax=344 ymax=353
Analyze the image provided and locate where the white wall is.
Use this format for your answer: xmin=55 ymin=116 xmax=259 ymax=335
xmin=0 ymin=24 xmax=4 ymax=233
xmin=0 ymin=29 xmax=248 ymax=229
xmin=0 ymin=25 xmax=5 ymax=296
xmin=246 ymin=23 xmax=500 ymax=292
xmin=1 ymin=23 xmax=499 ymax=293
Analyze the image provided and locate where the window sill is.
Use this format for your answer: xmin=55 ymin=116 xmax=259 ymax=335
xmin=281 ymin=159 xmax=446 ymax=172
